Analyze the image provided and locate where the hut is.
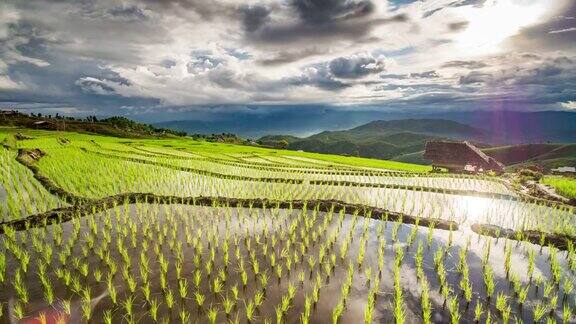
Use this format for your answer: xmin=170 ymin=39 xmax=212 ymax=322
xmin=423 ymin=140 xmax=505 ymax=174
xmin=551 ymin=166 xmax=576 ymax=176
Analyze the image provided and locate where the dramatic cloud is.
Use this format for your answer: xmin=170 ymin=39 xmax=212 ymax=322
xmin=328 ymin=53 xmax=387 ymax=78
xmin=0 ymin=0 xmax=574 ymax=116
xmin=562 ymin=101 xmax=576 ymax=110
xmin=442 ymin=60 xmax=488 ymax=69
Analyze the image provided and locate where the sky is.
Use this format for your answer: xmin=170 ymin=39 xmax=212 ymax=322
xmin=0 ymin=0 xmax=575 ymax=120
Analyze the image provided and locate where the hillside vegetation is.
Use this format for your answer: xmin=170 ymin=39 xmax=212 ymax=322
xmin=259 ymin=119 xmax=484 ymax=160
xmin=0 ymin=111 xmax=187 ymax=138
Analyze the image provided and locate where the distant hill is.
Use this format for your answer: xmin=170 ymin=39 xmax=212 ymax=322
xmin=153 ymin=110 xmax=576 ymax=144
xmin=485 ymin=144 xmax=576 ymax=170
xmin=257 ymin=119 xmax=485 ymax=160
xmin=427 ymin=110 xmax=576 ymax=144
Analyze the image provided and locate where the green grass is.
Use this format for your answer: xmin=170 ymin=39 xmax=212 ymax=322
xmin=0 ymin=127 xmax=430 ymax=172
xmin=542 ymin=176 xmax=576 ymax=199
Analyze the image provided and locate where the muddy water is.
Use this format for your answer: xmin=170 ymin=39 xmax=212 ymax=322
xmin=0 ymin=183 xmax=6 ymax=204
xmin=0 ymin=183 xmax=6 ymax=222
xmin=1 ymin=204 xmax=573 ymax=323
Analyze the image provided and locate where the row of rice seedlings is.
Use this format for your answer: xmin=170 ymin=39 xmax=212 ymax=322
xmin=2 ymin=199 xmax=576 ymax=323
xmin=0 ymin=201 xmax=370 ymax=322
xmin=0 ymin=149 xmax=65 ymax=221
xmin=29 ymin=143 xmax=574 ymax=236
xmin=65 ymin=142 xmax=511 ymax=197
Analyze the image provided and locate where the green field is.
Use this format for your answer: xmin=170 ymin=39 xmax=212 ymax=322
xmin=0 ymin=127 xmax=575 ymax=323
xmin=0 ymin=127 xmax=431 ymax=173
xmin=543 ymin=176 xmax=576 ymax=199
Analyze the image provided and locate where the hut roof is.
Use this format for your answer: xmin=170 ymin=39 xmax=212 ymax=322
xmin=423 ymin=141 xmax=490 ymax=165
xmin=423 ymin=140 xmax=505 ymax=173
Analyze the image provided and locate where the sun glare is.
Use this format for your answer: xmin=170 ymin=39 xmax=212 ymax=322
xmin=455 ymin=0 xmax=547 ymax=55
xmin=458 ymin=196 xmax=490 ymax=223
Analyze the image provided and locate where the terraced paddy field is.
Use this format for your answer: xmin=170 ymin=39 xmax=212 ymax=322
xmin=0 ymin=127 xmax=575 ymax=323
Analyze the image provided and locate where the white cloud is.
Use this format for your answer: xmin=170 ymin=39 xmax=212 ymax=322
xmin=0 ymin=75 xmax=25 ymax=90
xmin=561 ymin=101 xmax=576 ymax=109
xmin=549 ymin=27 xmax=576 ymax=34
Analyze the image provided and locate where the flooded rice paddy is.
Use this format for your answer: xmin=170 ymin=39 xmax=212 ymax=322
xmin=1 ymin=204 xmax=574 ymax=323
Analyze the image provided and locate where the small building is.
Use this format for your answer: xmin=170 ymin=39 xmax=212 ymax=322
xmin=423 ymin=140 xmax=505 ymax=174
xmin=551 ymin=166 xmax=576 ymax=175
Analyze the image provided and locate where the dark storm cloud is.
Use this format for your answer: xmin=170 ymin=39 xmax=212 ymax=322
xmin=442 ymin=60 xmax=488 ymax=69
xmin=240 ymin=5 xmax=270 ymax=33
xmin=248 ymin=14 xmax=407 ymax=44
xmin=281 ymin=52 xmax=386 ymax=90
xmin=257 ymin=48 xmax=325 ymax=66
xmin=290 ymin=0 xmax=374 ymax=24
xmin=510 ymin=2 xmax=576 ymax=51
xmin=141 ymin=0 xmax=237 ymax=20
xmin=328 ymin=54 xmax=386 ymax=78
xmin=243 ymin=0 xmax=407 ymax=44
xmin=409 ymin=71 xmax=440 ymax=78
xmin=458 ymin=71 xmax=491 ymax=85
xmin=448 ymin=21 xmax=469 ymax=32
xmin=452 ymin=55 xmax=576 ymax=107
xmin=75 ymin=77 xmax=117 ymax=95
xmin=106 ymin=5 xmax=150 ymax=21
xmin=285 ymin=66 xmax=350 ymax=91
xmin=379 ymin=74 xmax=409 ymax=79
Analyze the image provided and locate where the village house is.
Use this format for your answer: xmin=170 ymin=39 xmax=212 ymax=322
xmin=551 ymin=166 xmax=576 ymax=176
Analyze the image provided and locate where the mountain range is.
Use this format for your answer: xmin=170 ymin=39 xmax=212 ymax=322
xmin=153 ymin=110 xmax=576 ymax=143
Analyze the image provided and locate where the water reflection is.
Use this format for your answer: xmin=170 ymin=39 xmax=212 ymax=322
xmin=456 ymin=196 xmax=490 ymax=224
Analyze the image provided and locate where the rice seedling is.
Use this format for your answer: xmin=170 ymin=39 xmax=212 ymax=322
xmin=448 ymin=297 xmax=460 ymax=324
xmin=420 ymin=277 xmax=432 ymax=324
xmin=165 ymin=289 xmax=175 ymax=310
xmin=103 ymin=310 xmax=113 ymax=324
xmin=331 ymin=300 xmax=344 ymax=324
xmin=149 ymin=298 xmax=160 ymax=321
xmin=222 ymin=296 xmax=235 ymax=318
xmin=394 ymin=246 xmax=405 ymax=324
xmin=474 ymin=301 xmax=483 ymax=323
xmin=245 ymin=300 xmax=256 ymax=322
xmin=483 ymin=265 xmax=495 ymax=300
xmin=534 ymin=302 xmax=549 ymax=322
xmin=207 ymin=306 xmax=218 ymax=324
xmin=563 ymin=303 xmax=573 ymax=323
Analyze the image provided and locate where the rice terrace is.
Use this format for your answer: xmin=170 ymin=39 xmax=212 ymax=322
xmin=2 ymin=0 xmax=576 ymax=323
